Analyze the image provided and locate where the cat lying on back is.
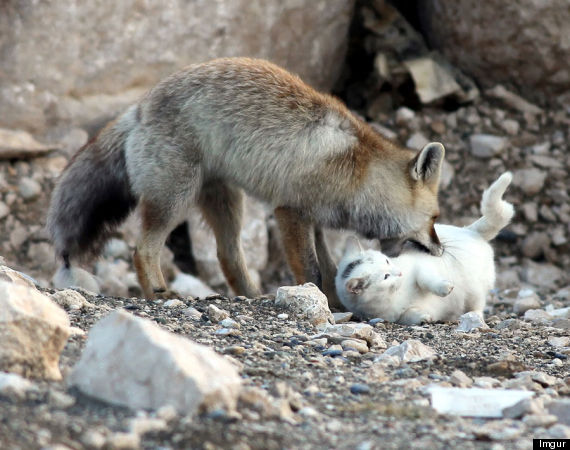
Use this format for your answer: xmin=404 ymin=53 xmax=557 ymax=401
xmin=335 ymin=172 xmax=515 ymax=325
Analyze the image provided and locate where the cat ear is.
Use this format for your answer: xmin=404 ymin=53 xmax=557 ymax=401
xmin=346 ymin=277 xmax=368 ymax=295
xmin=344 ymin=235 xmax=363 ymax=257
xmin=410 ymin=142 xmax=445 ymax=186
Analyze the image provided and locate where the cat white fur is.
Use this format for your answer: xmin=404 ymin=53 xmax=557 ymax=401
xmin=335 ymin=172 xmax=514 ymax=325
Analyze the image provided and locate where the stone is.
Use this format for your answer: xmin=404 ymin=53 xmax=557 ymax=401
xmin=275 ymin=283 xmax=333 ymax=328
xmin=323 ymin=323 xmax=381 ymax=347
xmin=0 ymin=201 xmax=9 ymax=219
xmin=207 ymin=304 xmax=230 ymax=323
xmin=0 ymin=128 xmax=57 ymax=159
xmin=501 ymin=119 xmax=520 ymax=136
xmin=0 ymin=1 xmax=355 ymax=133
xmin=522 ymin=414 xmax=558 ymax=428
xmin=522 ymin=261 xmax=563 ymax=289
xmin=163 ymin=299 xmax=184 ymax=308
xmin=395 ymin=107 xmax=415 ymax=125
xmin=0 ymin=265 xmax=38 ymax=289
xmin=332 ymin=312 xmax=352 ymax=324
xmin=170 ymin=272 xmax=216 ymax=299
xmin=375 ymin=340 xmax=436 ymax=364
xmin=512 ymin=169 xmax=547 ymax=196
xmin=349 ymin=383 xmax=370 ymax=395
xmin=406 ymin=132 xmax=430 ymax=150
xmin=0 ymin=371 xmax=37 ymax=399
xmin=486 ymin=85 xmax=544 ymax=115
xmin=403 ymin=57 xmax=463 ymax=104
xmin=421 ymin=2 xmax=570 ymax=101
xmin=456 ymin=311 xmax=488 ymax=332
xmin=450 ymin=369 xmax=473 ymax=388
xmin=469 ymin=134 xmax=507 ymax=158
xmin=513 ymin=292 xmax=541 ymax=315
xmin=18 ymin=177 xmax=42 ymax=201
xmin=340 ymin=339 xmax=369 ymax=354
xmin=428 ymin=386 xmax=534 ymax=418
xmin=548 ymin=400 xmax=570 ymax=426
xmin=50 ymin=289 xmax=94 ymax=311
xmin=548 ymin=336 xmax=570 ymax=348
xmin=548 ymin=424 xmax=570 ymax=439
xmin=68 ymin=310 xmax=241 ymax=415
xmin=183 ymin=307 xmax=202 ymax=320
xmin=0 ymin=280 xmax=70 ymax=380
xmin=502 ymin=397 xmax=544 ymax=419
xmin=521 ymin=232 xmax=551 ymax=259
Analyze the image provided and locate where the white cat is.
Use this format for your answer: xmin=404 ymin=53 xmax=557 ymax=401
xmin=335 ymin=172 xmax=515 ymax=325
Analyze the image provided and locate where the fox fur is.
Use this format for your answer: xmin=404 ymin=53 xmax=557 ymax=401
xmin=47 ymin=57 xmax=446 ymax=300
xmin=335 ymin=172 xmax=515 ymax=324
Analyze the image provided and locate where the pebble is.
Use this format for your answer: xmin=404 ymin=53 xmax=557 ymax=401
xmin=513 ymin=294 xmax=541 ymax=315
xmin=215 ymin=328 xmax=239 ymax=336
xmin=524 ymin=309 xmax=553 ymax=323
xmin=395 ymin=106 xmax=415 ymax=125
xmin=18 ymin=177 xmax=42 ymax=201
xmin=350 ymin=383 xmax=370 ymax=395
xmin=220 ymin=318 xmax=240 ymax=329
xmin=207 ymin=304 xmax=229 ymax=322
xmin=340 ymin=339 xmax=369 ymax=354
xmin=277 ymin=313 xmax=289 ymax=320
xmin=501 ymin=119 xmax=520 ymax=135
xmin=456 ymin=311 xmax=488 ymax=332
xmin=0 ymin=201 xmax=9 ymax=219
xmin=332 ymin=312 xmax=352 ymax=324
xmin=183 ymin=307 xmax=202 ymax=320
xmin=0 ymin=372 xmax=37 ymax=399
xmin=406 ymin=132 xmax=430 ymax=150
xmin=512 ymin=168 xmax=547 ymax=195
xmin=548 ymin=336 xmax=570 ymax=348
xmin=322 ymin=349 xmax=343 ymax=357
xmin=163 ymin=299 xmax=185 ymax=308
xmin=469 ymin=134 xmax=507 ymax=158
xmin=223 ymin=345 xmax=246 ymax=356
xmin=450 ymin=369 xmax=473 ymax=388
xmin=523 ymin=414 xmax=558 ymax=428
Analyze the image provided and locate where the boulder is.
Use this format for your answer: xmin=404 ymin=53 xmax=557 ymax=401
xmin=420 ymin=0 xmax=570 ymax=101
xmin=0 ymin=0 xmax=355 ymax=133
xmin=0 ymin=280 xmax=70 ymax=380
xmin=69 ymin=310 xmax=241 ymax=415
xmin=275 ymin=283 xmax=333 ymax=328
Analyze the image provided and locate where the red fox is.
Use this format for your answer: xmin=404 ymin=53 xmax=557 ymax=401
xmin=47 ymin=57 xmax=445 ymax=301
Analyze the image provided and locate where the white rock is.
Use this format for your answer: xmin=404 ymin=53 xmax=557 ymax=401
xmin=473 ymin=377 xmax=501 ymax=389
xmin=0 ymin=280 xmax=70 ymax=380
xmin=428 ymin=386 xmax=533 ymax=418
xmin=0 ymin=265 xmax=37 ymax=289
xmin=220 ymin=318 xmax=240 ymax=329
xmin=403 ymin=57 xmax=462 ymax=103
xmin=0 ymin=201 xmax=9 ymax=219
xmin=163 ymin=299 xmax=184 ymax=308
xmin=50 ymin=289 xmax=93 ymax=311
xmin=548 ymin=336 xmax=570 ymax=348
xmin=502 ymin=397 xmax=544 ymax=419
xmin=18 ymin=177 xmax=42 ymax=201
xmin=512 ymin=168 xmax=547 ymax=195
xmin=545 ymin=305 xmax=570 ymax=319
xmin=170 ymin=272 xmax=216 ymax=299
xmin=456 ymin=311 xmax=488 ymax=332
xmin=375 ymin=340 xmax=436 ymax=364
xmin=524 ymin=309 xmax=553 ymax=323
xmin=513 ymin=295 xmax=541 ymax=315
xmin=469 ymin=134 xmax=507 ymax=158
xmin=207 ymin=304 xmax=229 ymax=322
xmin=406 ymin=132 xmax=430 ymax=150
xmin=450 ymin=369 xmax=473 ymax=388
xmin=522 ymin=261 xmax=563 ymax=289
xmin=340 ymin=339 xmax=369 ymax=354
xmin=501 ymin=119 xmax=520 ymax=136
xmin=183 ymin=307 xmax=202 ymax=320
xmin=69 ymin=310 xmax=242 ymax=415
xmin=0 ymin=371 xmax=37 ymax=399
xmin=323 ymin=323 xmax=381 ymax=347
xmin=275 ymin=283 xmax=333 ymax=328
xmin=395 ymin=106 xmax=415 ymax=124
xmin=332 ymin=312 xmax=353 ymax=324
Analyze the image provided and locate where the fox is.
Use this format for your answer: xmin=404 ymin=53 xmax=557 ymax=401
xmin=335 ymin=172 xmax=515 ymax=324
xmin=47 ymin=57 xmax=446 ymax=301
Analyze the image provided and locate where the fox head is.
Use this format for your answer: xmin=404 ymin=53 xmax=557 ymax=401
xmin=353 ymin=142 xmax=445 ymax=257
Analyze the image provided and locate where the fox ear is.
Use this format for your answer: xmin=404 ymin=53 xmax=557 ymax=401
xmin=344 ymin=235 xmax=363 ymax=257
xmin=411 ymin=142 xmax=445 ymax=185
xmin=346 ymin=277 xmax=368 ymax=295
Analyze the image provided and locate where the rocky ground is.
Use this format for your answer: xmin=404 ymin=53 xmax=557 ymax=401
xmin=1 ymin=89 xmax=569 ymax=449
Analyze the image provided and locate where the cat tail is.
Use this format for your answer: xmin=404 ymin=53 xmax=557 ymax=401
xmin=467 ymin=172 xmax=515 ymax=241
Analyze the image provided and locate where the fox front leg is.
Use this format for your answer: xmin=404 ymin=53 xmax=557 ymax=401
xmin=274 ymin=206 xmax=321 ymax=289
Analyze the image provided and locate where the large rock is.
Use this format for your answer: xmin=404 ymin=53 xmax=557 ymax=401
xmin=0 ymin=0 xmax=355 ymax=133
xmin=69 ymin=310 xmax=242 ymax=415
xmin=275 ymin=283 xmax=333 ymax=328
xmin=420 ymin=0 xmax=570 ymax=101
xmin=0 ymin=279 xmax=70 ymax=380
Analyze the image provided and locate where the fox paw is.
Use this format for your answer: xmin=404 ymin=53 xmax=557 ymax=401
xmin=152 ymin=288 xmax=181 ymax=300
xmin=435 ymin=280 xmax=454 ymax=297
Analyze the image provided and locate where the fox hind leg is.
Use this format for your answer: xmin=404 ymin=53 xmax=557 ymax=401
xmin=198 ymin=182 xmax=260 ymax=298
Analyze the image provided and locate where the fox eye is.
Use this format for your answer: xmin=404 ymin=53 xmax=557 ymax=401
xmin=384 ymin=273 xmax=390 ymax=280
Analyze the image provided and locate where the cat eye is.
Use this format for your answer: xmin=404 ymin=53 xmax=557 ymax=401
xmin=386 ymin=259 xmax=389 ymax=265
xmin=384 ymin=274 xmax=390 ymax=280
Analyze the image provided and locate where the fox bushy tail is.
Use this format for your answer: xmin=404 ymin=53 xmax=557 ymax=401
xmin=47 ymin=114 xmax=138 ymax=270
xmin=467 ymin=172 xmax=514 ymax=241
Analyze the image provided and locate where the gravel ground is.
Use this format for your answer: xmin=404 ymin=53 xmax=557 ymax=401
xmin=1 ymin=285 xmax=568 ymax=450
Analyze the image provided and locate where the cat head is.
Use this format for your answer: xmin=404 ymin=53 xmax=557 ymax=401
xmin=338 ymin=236 xmax=403 ymax=297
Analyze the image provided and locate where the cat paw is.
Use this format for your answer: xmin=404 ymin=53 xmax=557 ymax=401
xmin=435 ymin=280 xmax=454 ymax=297
xmin=399 ymin=308 xmax=433 ymax=325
